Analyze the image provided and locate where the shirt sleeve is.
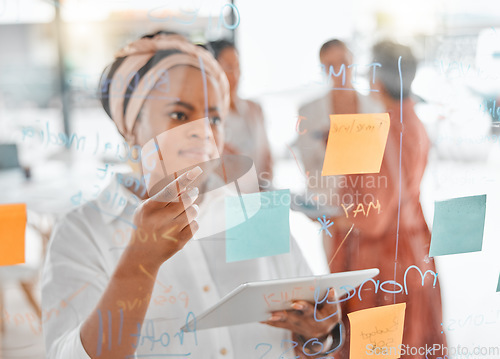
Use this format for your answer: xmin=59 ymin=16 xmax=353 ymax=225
xmin=285 ymin=231 xmax=314 ymax=278
xmin=41 ymin=209 xmax=110 ymax=359
xmin=292 ymin=234 xmax=314 ymax=277
xmin=47 ymin=323 xmax=91 ymax=359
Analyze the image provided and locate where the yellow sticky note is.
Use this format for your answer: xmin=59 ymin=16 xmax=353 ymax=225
xmin=348 ymin=303 xmax=406 ymax=359
xmin=0 ymin=203 xmax=26 ymax=266
xmin=322 ymin=113 xmax=390 ymax=176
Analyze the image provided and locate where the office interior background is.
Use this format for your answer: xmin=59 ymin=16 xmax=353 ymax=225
xmin=0 ymin=0 xmax=499 ymax=357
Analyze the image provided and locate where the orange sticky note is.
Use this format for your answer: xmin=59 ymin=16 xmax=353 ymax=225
xmin=321 ymin=113 xmax=390 ymax=176
xmin=0 ymin=203 xmax=26 ymax=266
xmin=348 ymin=303 xmax=406 ymax=359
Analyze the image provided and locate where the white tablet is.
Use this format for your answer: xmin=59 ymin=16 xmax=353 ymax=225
xmin=181 ymin=268 xmax=379 ymax=331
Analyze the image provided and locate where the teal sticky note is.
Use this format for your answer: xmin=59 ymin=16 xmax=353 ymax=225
xmin=497 ymin=273 xmax=500 ymax=292
xmin=429 ymin=194 xmax=486 ymax=257
xmin=225 ymin=189 xmax=290 ymax=262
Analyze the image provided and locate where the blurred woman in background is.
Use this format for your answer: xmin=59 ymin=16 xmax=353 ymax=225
xmin=208 ymin=40 xmax=274 ymax=189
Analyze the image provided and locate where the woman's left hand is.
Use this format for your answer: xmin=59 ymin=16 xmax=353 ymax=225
xmin=262 ymin=287 xmax=340 ymax=340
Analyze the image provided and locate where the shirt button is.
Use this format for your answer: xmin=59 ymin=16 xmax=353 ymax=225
xmin=203 ymin=285 xmax=210 ymax=292
xmin=220 ymin=348 xmax=227 ymax=355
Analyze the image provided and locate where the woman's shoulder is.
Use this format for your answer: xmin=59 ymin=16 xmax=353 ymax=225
xmin=49 ymin=201 xmax=108 ymax=251
xmin=241 ymin=98 xmax=262 ymax=109
xmin=238 ymin=98 xmax=264 ymax=117
xmin=50 ymin=177 xmax=136 ymax=251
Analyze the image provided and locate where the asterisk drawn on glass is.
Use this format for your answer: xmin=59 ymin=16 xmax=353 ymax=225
xmin=317 ymin=215 xmax=334 ymax=237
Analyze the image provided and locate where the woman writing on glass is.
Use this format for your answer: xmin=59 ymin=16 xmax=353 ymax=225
xmin=42 ymin=32 xmax=341 ymax=359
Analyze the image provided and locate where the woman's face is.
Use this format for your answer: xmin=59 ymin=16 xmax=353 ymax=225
xmin=216 ymin=47 xmax=240 ymax=96
xmin=134 ymin=65 xmax=225 ymax=182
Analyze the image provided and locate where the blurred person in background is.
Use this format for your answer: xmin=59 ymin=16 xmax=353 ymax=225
xmin=42 ymin=32 xmax=341 ymax=359
xmin=207 ymin=40 xmax=273 ymax=189
xmin=329 ymin=40 xmax=447 ymax=359
xmin=295 ymin=39 xmax=382 ymax=222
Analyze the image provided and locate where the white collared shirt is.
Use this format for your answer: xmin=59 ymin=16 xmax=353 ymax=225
xmin=42 ymin=175 xmax=313 ymax=359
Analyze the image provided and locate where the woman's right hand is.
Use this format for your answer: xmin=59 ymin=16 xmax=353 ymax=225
xmin=127 ymin=166 xmax=203 ymax=268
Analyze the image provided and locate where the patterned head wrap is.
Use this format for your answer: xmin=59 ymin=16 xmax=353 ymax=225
xmin=99 ymin=32 xmax=230 ymax=141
